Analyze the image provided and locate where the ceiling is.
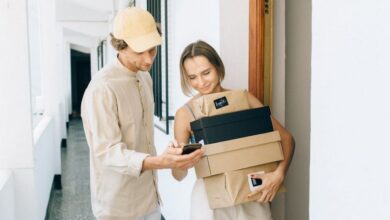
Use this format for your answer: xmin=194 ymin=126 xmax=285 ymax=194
xmin=56 ymin=0 xmax=134 ymax=43
xmin=64 ymin=0 xmax=114 ymax=13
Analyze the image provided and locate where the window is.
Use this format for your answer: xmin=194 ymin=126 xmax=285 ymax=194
xmin=147 ymin=0 xmax=172 ymax=134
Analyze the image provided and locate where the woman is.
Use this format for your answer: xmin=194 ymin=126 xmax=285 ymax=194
xmin=172 ymin=40 xmax=295 ymax=220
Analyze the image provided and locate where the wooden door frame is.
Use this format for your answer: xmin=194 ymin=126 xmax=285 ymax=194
xmin=249 ymin=0 xmax=272 ymax=106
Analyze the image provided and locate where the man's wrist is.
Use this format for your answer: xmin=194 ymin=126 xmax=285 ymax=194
xmin=142 ymin=155 xmax=163 ymax=171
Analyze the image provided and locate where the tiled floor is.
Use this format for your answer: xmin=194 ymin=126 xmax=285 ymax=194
xmin=46 ymin=119 xmax=169 ymax=220
xmin=46 ymin=118 xmax=95 ymax=220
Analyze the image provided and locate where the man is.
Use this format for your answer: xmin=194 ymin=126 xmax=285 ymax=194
xmin=81 ymin=7 xmax=204 ymax=220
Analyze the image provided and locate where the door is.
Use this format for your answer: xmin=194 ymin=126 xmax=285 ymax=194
xmin=249 ymin=0 xmax=272 ymax=106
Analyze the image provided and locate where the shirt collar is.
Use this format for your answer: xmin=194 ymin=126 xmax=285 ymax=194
xmin=113 ymin=55 xmax=137 ymax=77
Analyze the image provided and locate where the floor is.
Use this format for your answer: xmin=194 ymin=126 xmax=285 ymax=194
xmin=45 ymin=119 xmax=169 ymax=220
xmin=46 ymin=118 xmax=95 ymax=220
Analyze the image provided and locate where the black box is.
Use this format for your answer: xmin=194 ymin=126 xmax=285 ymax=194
xmin=190 ymin=107 xmax=273 ymax=144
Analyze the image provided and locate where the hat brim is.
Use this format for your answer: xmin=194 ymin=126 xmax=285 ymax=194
xmin=125 ymin=31 xmax=162 ymax=53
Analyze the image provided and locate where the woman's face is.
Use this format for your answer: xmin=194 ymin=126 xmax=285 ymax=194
xmin=183 ymin=55 xmax=222 ymax=95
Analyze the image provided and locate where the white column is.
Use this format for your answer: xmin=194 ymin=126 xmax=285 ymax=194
xmin=0 ymin=170 xmax=15 ymax=220
xmin=90 ymin=45 xmax=98 ymax=77
xmin=63 ymin=42 xmax=72 ymax=116
xmin=0 ymin=0 xmax=34 ymax=169
xmin=0 ymin=1 xmax=37 ymax=220
xmin=37 ymin=0 xmax=63 ymax=175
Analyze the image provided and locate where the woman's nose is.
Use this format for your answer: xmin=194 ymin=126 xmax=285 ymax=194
xmin=197 ymin=76 xmax=205 ymax=86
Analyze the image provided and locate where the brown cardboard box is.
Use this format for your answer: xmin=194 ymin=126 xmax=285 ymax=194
xmin=191 ymin=90 xmax=250 ymax=118
xmin=195 ymin=131 xmax=284 ymax=178
xmin=203 ymin=163 xmax=287 ymax=209
xmin=193 ymin=131 xmax=286 ymax=209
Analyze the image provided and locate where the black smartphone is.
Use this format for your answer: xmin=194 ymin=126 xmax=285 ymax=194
xmin=250 ymin=177 xmax=262 ymax=187
xmin=182 ymin=143 xmax=202 ymax=155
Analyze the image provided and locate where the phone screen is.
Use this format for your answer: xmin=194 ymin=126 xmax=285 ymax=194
xmin=182 ymin=143 xmax=202 ymax=155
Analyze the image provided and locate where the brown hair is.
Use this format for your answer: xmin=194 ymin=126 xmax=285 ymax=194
xmin=179 ymin=40 xmax=225 ymax=96
xmin=110 ymin=33 xmax=128 ymax=51
xmin=110 ymin=24 xmax=162 ymax=51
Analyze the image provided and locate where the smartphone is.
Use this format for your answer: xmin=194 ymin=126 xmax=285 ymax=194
xmin=182 ymin=143 xmax=202 ymax=155
xmin=247 ymin=171 xmax=265 ymax=191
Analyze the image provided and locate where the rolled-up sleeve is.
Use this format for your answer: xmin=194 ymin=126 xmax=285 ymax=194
xmin=81 ymin=82 xmax=148 ymax=177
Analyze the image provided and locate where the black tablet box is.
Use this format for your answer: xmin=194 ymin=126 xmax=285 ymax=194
xmin=190 ymin=107 xmax=273 ymax=144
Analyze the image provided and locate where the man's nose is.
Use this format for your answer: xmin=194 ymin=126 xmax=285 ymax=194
xmin=143 ymin=52 xmax=153 ymax=65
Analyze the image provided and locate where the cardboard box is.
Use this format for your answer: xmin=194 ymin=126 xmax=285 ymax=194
xmin=190 ymin=107 xmax=273 ymax=144
xmin=195 ymin=131 xmax=283 ymax=178
xmin=191 ymin=90 xmax=250 ymax=118
xmin=203 ymin=163 xmax=287 ymax=209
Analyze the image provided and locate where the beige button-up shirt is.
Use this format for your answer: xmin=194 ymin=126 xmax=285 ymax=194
xmin=81 ymin=57 xmax=160 ymax=220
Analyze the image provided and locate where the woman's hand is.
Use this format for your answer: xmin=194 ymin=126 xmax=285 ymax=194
xmin=247 ymin=169 xmax=284 ymax=203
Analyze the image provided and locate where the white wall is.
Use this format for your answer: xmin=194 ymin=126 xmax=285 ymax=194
xmin=28 ymin=0 xmax=42 ymax=116
xmin=0 ymin=4 xmax=37 ymax=217
xmin=285 ymin=0 xmax=311 ymax=219
xmin=63 ymin=42 xmax=73 ymax=116
xmin=166 ymin=0 xmax=220 ymax=114
xmin=219 ymin=0 xmax=249 ymax=91
xmin=38 ymin=0 xmax=64 ymax=177
xmin=310 ymin=1 xmax=390 ymax=219
xmin=33 ymin=117 xmax=58 ymax=220
xmin=268 ymin=1 xmax=288 ymax=219
xmin=13 ymin=169 xmax=37 ymax=220
xmin=272 ymin=0 xmax=286 ymax=124
xmin=56 ymin=27 xmax=69 ymax=138
xmin=90 ymin=46 xmax=99 ymax=78
xmin=0 ymin=0 xmax=34 ymax=169
xmin=151 ymin=1 xmax=220 ymax=219
xmin=1 ymin=1 xmax=66 ymax=219
xmin=0 ymin=170 xmax=15 ymax=220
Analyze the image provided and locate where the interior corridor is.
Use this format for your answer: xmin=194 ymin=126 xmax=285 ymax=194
xmin=46 ymin=119 xmax=95 ymax=220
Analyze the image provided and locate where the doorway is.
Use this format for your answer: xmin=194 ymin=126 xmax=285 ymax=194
xmin=70 ymin=49 xmax=91 ymax=118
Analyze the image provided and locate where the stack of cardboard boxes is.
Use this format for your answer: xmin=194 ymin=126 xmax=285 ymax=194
xmin=189 ymin=90 xmax=286 ymax=209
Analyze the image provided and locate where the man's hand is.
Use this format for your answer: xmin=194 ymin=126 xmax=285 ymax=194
xmin=247 ymin=169 xmax=284 ymax=203
xmin=142 ymin=140 xmax=204 ymax=171
xmin=160 ymin=140 xmax=204 ymax=169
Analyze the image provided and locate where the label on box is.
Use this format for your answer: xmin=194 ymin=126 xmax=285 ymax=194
xmin=213 ymin=96 xmax=229 ymax=109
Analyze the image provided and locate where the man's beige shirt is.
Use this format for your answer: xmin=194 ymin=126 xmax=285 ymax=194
xmin=81 ymin=57 xmax=160 ymax=220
